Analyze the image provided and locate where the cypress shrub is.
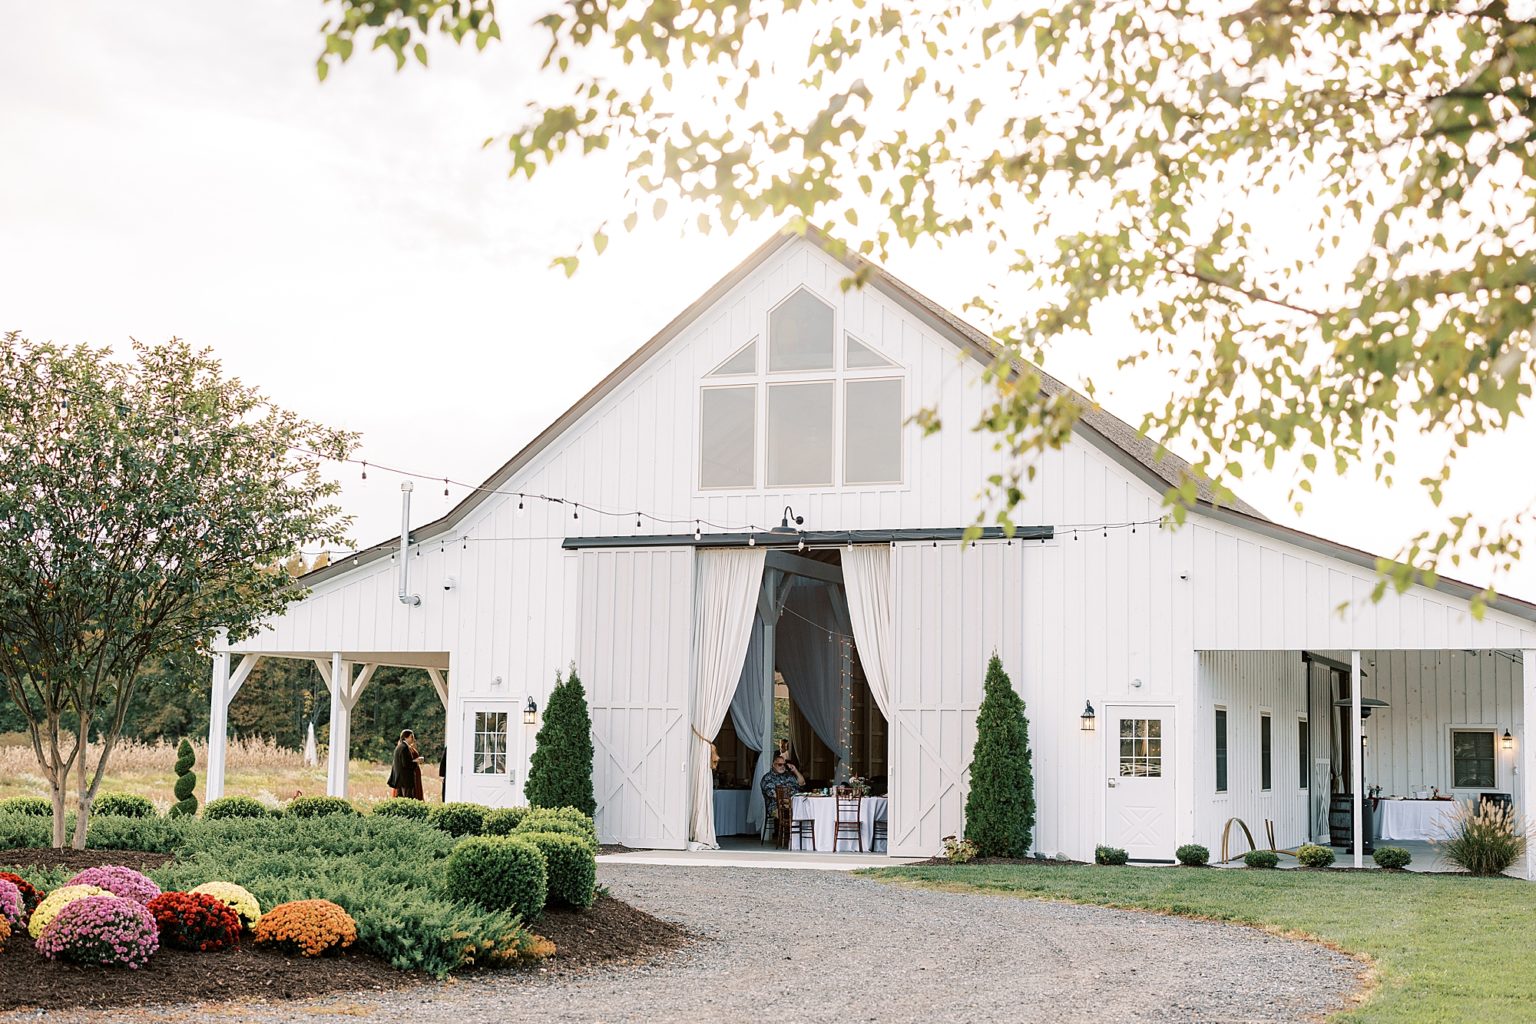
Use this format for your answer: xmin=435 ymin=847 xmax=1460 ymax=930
xmin=444 ymin=836 xmax=547 ymax=920
xmin=525 ymin=666 xmax=596 ymax=817
xmin=170 ymin=738 xmax=198 ymax=818
xmin=93 ymin=793 xmax=156 ymax=819
xmin=962 ymin=653 xmax=1035 ymax=857
xmin=429 ymin=802 xmax=490 ymax=837
xmin=516 ymin=831 xmax=596 ymax=909
xmin=286 ymin=796 xmax=359 ymax=819
xmin=204 ymin=796 xmax=271 ymax=820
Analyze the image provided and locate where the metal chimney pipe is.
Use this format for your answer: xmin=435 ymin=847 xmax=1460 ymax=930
xmin=398 ymin=482 xmax=421 ymax=607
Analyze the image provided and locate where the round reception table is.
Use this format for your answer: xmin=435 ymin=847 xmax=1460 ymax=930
xmin=789 ymin=795 xmax=888 ymax=852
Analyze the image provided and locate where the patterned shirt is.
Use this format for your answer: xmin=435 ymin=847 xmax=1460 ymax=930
xmin=761 ymin=769 xmax=801 ymax=801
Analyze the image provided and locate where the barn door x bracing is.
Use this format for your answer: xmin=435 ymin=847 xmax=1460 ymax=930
xmin=578 ymin=548 xmax=693 ymax=849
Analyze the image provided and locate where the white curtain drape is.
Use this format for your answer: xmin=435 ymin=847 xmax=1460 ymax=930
xmin=728 ymin=614 xmax=776 ymax=830
xmin=777 ymin=584 xmax=846 ymax=760
xmin=688 ymin=548 xmax=767 ymax=848
xmin=841 ymin=545 xmax=895 ymax=721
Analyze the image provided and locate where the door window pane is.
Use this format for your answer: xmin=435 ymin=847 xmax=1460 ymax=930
xmin=1118 ymin=718 xmax=1163 ymax=777
xmin=1452 ymin=730 xmax=1496 ymax=788
xmin=700 ymin=386 xmax=756 ymax=489
xmin=1260 ymin=713 xmax=1272 ymax=791
xmin=769 ymin=289 xmax=835 ymax=371
xmin=767 ymin=382 xmax=834 ymax=486
xmin=473 ymin=711 xmax=508 ymax=775
xmin=844 ymin=378 xmax=902 ymax=484
xmin=1215 ymin=709 xmax=1228 ymax=793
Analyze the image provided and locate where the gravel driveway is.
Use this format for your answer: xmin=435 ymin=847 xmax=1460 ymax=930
xmin=12 ymin=864 xmax=1364 ymax=1024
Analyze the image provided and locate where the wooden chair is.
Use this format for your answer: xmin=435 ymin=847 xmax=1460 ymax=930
xmin=760 ymin=793 xmax=782 ymax=846
xmin=870 ymin=817 xmax=888 ymax=852
xmin=776 ymin=787 xmax=816 ymax=850
xmin=833 ymin=788 xmax=863 ymax=852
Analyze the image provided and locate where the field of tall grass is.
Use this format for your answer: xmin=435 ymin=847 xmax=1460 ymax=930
xmin=0 ymin=734 xmax=428 ymax=812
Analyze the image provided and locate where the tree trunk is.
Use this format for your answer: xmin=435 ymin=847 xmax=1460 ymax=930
xmin=49 ymin=773 xmax=67 ymax=849
xmin=71 ymin=722 xmax=90 ymax=850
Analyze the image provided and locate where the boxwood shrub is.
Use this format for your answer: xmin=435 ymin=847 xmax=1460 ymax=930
xmin=515 ymin=807 xmax=597 ymax=849
xmin=86 ymin=813 xmax=191 ymax=853
xmin=93 ymin=793 xmax=157 ymax=819
xmin=444 ymin=836 xmax=547 ymax=919
xmin=1175 ymin=843 xmax=1210 ymax=867
xmin=429 ymin=802 xmax=490 ymax=838
xmin=1244 ymin=849 xmax=1280 ymax=869
xmin=1373 ymin=845 xmax=1413 ymax=870
xmin=483 ymin=806 xmax=529 ymax=835
xmin=1094 ymin=845 xmax=1129 ymax=866
xmin=0 ymin=797 xmax=51 ymax=817
xmin=204 ymin=796 xmax=272 ymax=820
xmin=372 ymin=798 xmax=431 ymax=821
xmin=1296 ymin=843 xmax=1336 ymax=869
xmin=286 ymin=796 xmax=359 ymax=819
xmin=517 ymin=831 xmax=597 ymax=909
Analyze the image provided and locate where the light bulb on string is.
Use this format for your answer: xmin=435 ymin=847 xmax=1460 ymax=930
xmin=694 ymin=521 xmax=702 ymax=542
xmin=443 ymin=479 xmax=450 ymax=497
xmin=362 ymin=462 xmax=368 ymax=480
xmin=517 ymin=494 xmax=524 ymax=511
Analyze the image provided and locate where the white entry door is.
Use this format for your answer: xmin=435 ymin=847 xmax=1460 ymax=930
xmin=1104 ymin=705 xmax=1176 ymax=861
xmin=459 ymin=702 xmax=520 ymax=808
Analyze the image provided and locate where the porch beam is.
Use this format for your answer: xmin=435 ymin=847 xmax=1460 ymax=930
xmin=1525 ymin=650 xmax=1536 ymax=880
xmin=427 ymin=668 xmax=449 ymax=709
xmin=206 ymin=653 xmax=231 ymax=802
xmin=1351 ymin=650 xmax=1363 ymax=869
xmin=345 ymin=663 xmax=379 ymax=710
xmin=225 ymin=654 xmax=262 ymax=704
xmin=764 ymin=549 xmax=844 ymax=585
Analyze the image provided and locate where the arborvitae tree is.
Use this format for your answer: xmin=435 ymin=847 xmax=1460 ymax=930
xmin=963 ymin=653 xmax=1035 ymax=858
xmin=524 ymin=666 xmax=595 ymax=816
xmin=170 ymin=737 xmax=199 ymax=817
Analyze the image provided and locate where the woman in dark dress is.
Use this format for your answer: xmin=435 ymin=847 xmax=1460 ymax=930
xmin=388 ymin=729 xmax=425 ymax=800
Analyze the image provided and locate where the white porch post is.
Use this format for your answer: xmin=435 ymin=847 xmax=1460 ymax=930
xmin=206 ymin=653 xmax=231 ymax=802
xmin=1523 ymin=650 xmax=1535 ymax=880
xmin=1351 ymin=650 xmax=1363 ymax=869
xmin=326 ymin=653 xmax=351 ymax=798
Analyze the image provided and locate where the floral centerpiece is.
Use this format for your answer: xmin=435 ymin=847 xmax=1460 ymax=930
xmin=844 ymin=775 xmax=870 ymax=798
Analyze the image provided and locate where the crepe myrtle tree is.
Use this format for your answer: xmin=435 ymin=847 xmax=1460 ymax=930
xmin=318 ymin=0 xmax=1536 ymax=606
xmin=0 ymin=333 xmax=355 ymax=847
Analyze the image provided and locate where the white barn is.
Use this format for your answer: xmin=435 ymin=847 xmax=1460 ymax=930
xmin=210 ymin=227 xmax=1536 ymax=871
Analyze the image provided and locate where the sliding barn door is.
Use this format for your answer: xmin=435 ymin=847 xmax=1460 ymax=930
xmin=578 ymin=547 xmax=694 ymax=849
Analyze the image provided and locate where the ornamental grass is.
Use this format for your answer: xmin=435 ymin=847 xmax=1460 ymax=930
xmin=148 ymin=891 xmax=243 ymax=951
xmin=252 ymin=898 xmax=357 ymax=957
xmin=0 ymin=878 xmax=25 ymax=929
xmin=67 ymin=865 xmax=162 ymax=905
xmin=189 ymin=881 xmax=262 ymax=930
xmin=29 ymin=884 xmax=108 ymax=938
xmin=36 ymin=894 xmax=159 ymax=969
xmin=1436 ymin=801 xmax=1530 ymax=876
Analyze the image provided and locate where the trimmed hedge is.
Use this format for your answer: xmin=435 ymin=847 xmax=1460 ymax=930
xmin=204 ymin=796 xmax=272 ymax=820
xmin=1296 ymin=843 xmax=1336 ymax=869
xmin=1373 ymin=845 xmax=1413 ymax=870
xmin=444 ymin=836 xmax=548 ymax=920
xmin=372 ymin=798 xmax=431 ymax=821
xmin=483 ymin=806 xmax=529 ymax=835
xmin=1095 ymin=845 xmax=1129 ymax=866
xmin=517 ymin=831 xmax=597 ymax=909
xmin=1244 ymin=849 xmax=1280 ymax=869
xmin=0 ymin=796 xmax=51 ymax=817
xmin=93 ymin=793 xmax=157 ymax=819
xmin=429 ymin=802 xmax=490 ymax=838
xmin=1175 ymin=843 xmax=1210 ymax=867
xmin=286 ymin=796 xmax=359 ymax=819
xmin=515 ymin=807 xmax=596 ymax=849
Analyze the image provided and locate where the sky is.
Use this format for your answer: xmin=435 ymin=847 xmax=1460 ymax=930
xmin=4 ymin=2 xmax=1535 ymax=603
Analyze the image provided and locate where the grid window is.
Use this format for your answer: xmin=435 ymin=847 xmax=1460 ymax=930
xmin=473 ymin=711 xmax=508 ymax=776
xmin=1118 ymin=718 xmax=1163 ymax=777
xmin=1215 ymin=708 xmax=1228 ymax=793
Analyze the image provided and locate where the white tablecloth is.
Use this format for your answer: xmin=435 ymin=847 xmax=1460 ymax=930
xmin=1378 ymin=799 xmax=1456 ymax=841
xmin=789 ymin=795 xmax=888 ymax=852
xmin=713 ymin=789 xmax=752 ymax=837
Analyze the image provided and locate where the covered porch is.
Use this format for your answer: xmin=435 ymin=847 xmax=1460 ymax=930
xmin=1195 ymin=647 xmax=1535 ymax=875
xmin=205 ymin=648 xmax=451 ymax=801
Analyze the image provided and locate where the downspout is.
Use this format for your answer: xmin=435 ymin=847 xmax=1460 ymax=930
xmin=399 ymin=481 xmax=421 ymax=607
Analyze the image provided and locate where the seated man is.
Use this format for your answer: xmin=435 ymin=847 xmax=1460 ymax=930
xmin=760 ymin=751 xmax=806 ymax=818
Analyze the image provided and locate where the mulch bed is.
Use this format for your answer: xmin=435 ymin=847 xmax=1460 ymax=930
xmin=532 ymin=892 xmax=689 ymax=971
xmin=0 ymin=847 xmax=173 ymax=872
xmin=0 ymin=935 xmax=415 ymax=1012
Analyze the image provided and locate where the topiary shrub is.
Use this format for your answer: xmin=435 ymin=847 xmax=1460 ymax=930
xmin=373 ymin=797 xmax=431 ymax=821
xmin=0 ymin=878 xmax=25 ymax=929
xmin=1438 ymin=800 xmax=1528 ymax=876
xmin=1175 ymin=843 xmax=1210 ymax=866
xmin=483 ymin=806 xmax=529 ymax=835
xmin=429 ymin=801 xmax=490 ymax=838
xmin=1296 ymin=843 xmax=1336 ymax=869
xmin=37 ymin=894 xmax=159 ymax=968
xmin=0 ymin=871 xmax=44 ymax=916
xmin=525 ymin=666 xmax=596 ymax=816
xmin=1244 ymin=849 xmax=1280 ymax=869
xmin=29 ymin=884 xmax=108 ymax=938
xmin=93 ymin=793 xmax=157 ymax=819
xmin=253 ymin=898 xmax=357 ymax=957
xmin=67 ymin=865 xmax=161 ymax=905
xmin=170 ymin=738 xmax=199 ymax=818
xmin=444 ymin=836 xmax=548 ymax=920
xmin=204 ymin=795 xmax=271 ymax=820
xmin=190 ymin=881 xmax=262 ymax=930
xmin=963 ymin=654 xmax=1035 ymax=858
xmin=517 ymin=831 xmax=597 ymax=909
xmin=1095 ymin=845 xmax=1129 ymax=866
xmin=514 ymin=808 xmax=597 ymax=850
xmin=286 ymin=795 xmax=360 ymax=819
xmin=0 ymin=796 xmax=51 ymax=817
xmin=147 ymin=891 xmax=243 ymax=952
xmin=1374 ymin=845 xmax=1413 ymax=870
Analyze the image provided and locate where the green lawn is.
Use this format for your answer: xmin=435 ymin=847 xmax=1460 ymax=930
xmin=873 ymin=864 xmax=1532 ymax=1023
